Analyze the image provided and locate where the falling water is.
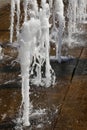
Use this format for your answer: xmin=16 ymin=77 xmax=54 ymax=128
xmin=0 ymin=46 xmax=3 ymax=60
xmin=10 ymin=0 xmax=20 ymax=43
xmin=50 ymin=0 xmax=65 ymax=63
xmin=24 ymin=0 xmax=30 ymax=22
xmin=49 ymin=0 xmax=53 ymax=9
xmin=18 ymin=17 xmax=41 ymax=126
xmin=10 ymin=0 xmax=15 ymax=43
xmin=67 ymin=0 xmax=77 ymax=46
xmin=54 ymin=0 xmax=65 ymax=62
xmin=17 ymin=0 xmax=56 ymax=126
xmin=10 ymin=0 xmax=87 ymax=127
xmin=67 ymin=0 xmax=87 ymax=47
xmin=77 ymin=0 xmax=87 ymax=23
xmin=9 ymin=0 xmax=65 ymax=126
xmin=16 ymin=0 xmax=20 ymax=38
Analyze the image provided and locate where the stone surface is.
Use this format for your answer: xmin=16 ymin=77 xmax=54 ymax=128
xmin=54 ymin=48 xmax=87 ymax=130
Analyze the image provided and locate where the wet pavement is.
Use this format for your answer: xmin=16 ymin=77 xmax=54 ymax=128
xmin=0 ymin=2 xmax=87 ymax=130
xmin=54 ymin=48 xmax=87 ymax=130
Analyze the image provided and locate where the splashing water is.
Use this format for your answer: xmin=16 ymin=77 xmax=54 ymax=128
xmin=10 ymin=0 xmax=87 ymax=127
xmin=19 ymin=18 xmax=41 ymax=125
xmin=9 ymin=0 xmax=65 ymax=126
xmin=17 ymin=0 xmax=56 ymax=126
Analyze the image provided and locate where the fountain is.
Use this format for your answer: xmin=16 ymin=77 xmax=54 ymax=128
xmin=77 ymin=0 xmax=87 ymax=23
xmin=67 ymin=0 xmax=87 ymax=46
xmin=16 ymin=0 xmax=65 ymax=127
xmin=9 ymin=0 xmax=87 ymax=128
xmin=16 ymin=0 xmax=56 ymax=126
xmin=50 ymin=0 xmax=65 ymax=62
